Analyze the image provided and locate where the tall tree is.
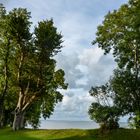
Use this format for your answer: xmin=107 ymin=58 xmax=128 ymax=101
xmin=92 ymin=0 xmax=140 ymax=127
xmin=0 ymin=6 xmax=67 ymax=130
xmin=6 ymin=8 xmax=33 ymax=130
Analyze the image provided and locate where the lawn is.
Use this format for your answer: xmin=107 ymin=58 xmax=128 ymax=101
xmin=0 ymin=128 xmax=140 ymax=140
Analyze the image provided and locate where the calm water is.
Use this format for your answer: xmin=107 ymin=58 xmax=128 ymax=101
xmin=39 ymin=120 xmax=99 ymax=129
xmin=31 ymin=120 xmax=129 ymax=129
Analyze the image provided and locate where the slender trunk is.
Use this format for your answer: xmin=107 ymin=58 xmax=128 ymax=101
xmin=13 ymin=91 xmax=24 ymax=131
xmin=13 ymin=45 xmax=25 ymax=131
xmin=20 ymin=111 xmax=25 ymax=129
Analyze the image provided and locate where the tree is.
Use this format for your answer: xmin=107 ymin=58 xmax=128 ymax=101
xmin=88 ymin=84 xmax=120 ymax=131
xmin=5 ymin=8 xmax=33 ymax=130
xmin=0 ymin=4 xmax=16 ymax=128
xmin=92 ymin=0 xmax=140 ymax=128
xmin=0 ymin=6 xmax=67 ymax=130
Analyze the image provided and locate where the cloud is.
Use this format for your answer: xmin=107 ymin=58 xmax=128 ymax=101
xmin=79 ymin=47 xmax=103 ymax=65
xmin=77 ymin=47 xmax=116 ymax=88
xmin=55 ymin=53 xmax=83 ymax=89
xmin=50 ymin=88 xmax=93 ymax=120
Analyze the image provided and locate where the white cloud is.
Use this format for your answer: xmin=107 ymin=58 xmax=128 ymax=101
xmin=79 ymin=47 xmax=103 ymax=66
xmin=77 ymin=47 xmax=116 ymax=87
xmin=75 ymin=76 xmax=88 ymax=86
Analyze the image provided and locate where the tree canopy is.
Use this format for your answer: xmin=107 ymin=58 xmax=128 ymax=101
xmin=90 ymin=0 xmax=140 ymax=128
xmin=0 ymin=4 xmax=67 ymax=130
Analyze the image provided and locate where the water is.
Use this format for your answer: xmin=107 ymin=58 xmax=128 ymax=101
xmin=39 ymin=120 xmax=99 ymax=129
xmin=32 ymin=120 xmax=129 ymax=129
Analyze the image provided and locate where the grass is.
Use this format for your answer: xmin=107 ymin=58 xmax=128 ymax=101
xmin=0 ymin=128 xmax=140 ymax=140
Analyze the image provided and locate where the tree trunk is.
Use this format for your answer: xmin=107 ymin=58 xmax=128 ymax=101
xmin=20 ymin=111 xmax=25 ymax=129
xmin=12 ymin=108 xmax=25 ymax=131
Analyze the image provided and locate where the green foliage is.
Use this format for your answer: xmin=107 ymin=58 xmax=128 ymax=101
xmin=128 ymin=113 xmax=140 ymax=129
xmin=110 ymin=69 xmax=140 ymax=114
xmin=93 ymin=1 xmax=140 ymax=70
xmin=0 ymin=4 xmax=17 ymax=127
xmin=92 ymin=0 xmax=140 ymax=128
xmin=34 ymin=19 xmax=63 ymax=57
xmin=7 ymin=8 xmax=32 ymax=43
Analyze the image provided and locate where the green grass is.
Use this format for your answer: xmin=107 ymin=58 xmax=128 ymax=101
xmin=0 ymin=128 xmax=140 ymax=140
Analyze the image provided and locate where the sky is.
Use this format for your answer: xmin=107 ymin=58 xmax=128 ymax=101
xmin=2 ymin=0 xmax=128 ymax=121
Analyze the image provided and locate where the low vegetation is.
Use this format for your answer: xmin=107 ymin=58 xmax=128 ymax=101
xmin=0 ymin=128 xmax=140 ymax=140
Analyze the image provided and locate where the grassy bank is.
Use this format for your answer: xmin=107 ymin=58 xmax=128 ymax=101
xmin=0 ymin=128 xmax=140 ymax=140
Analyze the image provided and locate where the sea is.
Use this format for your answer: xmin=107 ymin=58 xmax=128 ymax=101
xmin=28 ymin=120 xmax=129 ymax=129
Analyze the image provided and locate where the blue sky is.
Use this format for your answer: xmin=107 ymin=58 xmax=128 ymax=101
xmin=2 ymin=0 xmax=128 ymax=121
